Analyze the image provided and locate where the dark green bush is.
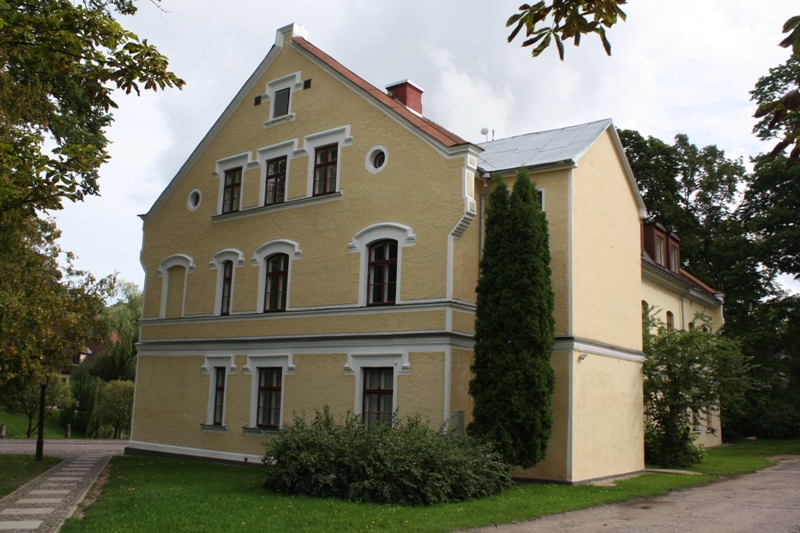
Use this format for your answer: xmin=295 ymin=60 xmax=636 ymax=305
xmin=644 ymin=420 xmax=705 ymax=468
xmin=263 ymin=407 xmax=511 ymax=506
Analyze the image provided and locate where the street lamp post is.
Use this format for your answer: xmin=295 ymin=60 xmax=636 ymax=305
xmin=35 ymin=379 xmax=46 ymax=461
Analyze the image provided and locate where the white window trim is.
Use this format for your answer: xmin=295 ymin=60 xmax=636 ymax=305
xmin=257 ymin=139 xmax=296 ymax=206
xmin=347 ymin=222 xmax=416 ymax=306
xmin=242 ymin=354 xmax=296 ymax=432
xmin=209 ymin=249 xmax=245 ymax=316
xmin=538 ymin=187 xmax=545 ymax=211
xmin=201 ymin=355 xmax=236 ymax=431
xmin=365 ymin=145 xmax=388 ymax=174
xmin=187 ymin=188 xmax=202 ymax=211
xmin=251 ymin=239 xmax=302 ymax=312
xmin=263 ymin=71 xmax=303 ymax=127
xmin=301 ymin=125 xmax=353 ymax=197
xmin=344 ymin=352 xmax=410 ymax=420
xmin=156 ymin=254 xmax=195 ymax=319
xmin=213 ymin=152 xmax=252 ymax=214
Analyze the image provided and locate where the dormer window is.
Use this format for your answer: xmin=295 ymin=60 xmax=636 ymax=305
xmin=670 ymin=245 xmax=680 ymax=273
xmin=655 ymin=236 xmax=665 ymax=266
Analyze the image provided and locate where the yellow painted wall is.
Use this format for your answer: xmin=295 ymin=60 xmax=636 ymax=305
xmin=571 ymin=353 xmax=644 ymax=481
xmin=511 ymin=351 xmax=571 ymax=482
xmin=452 ymin=176 xmax=482 ymax=303
xmin=164 ymin=266 xmax=185 ymax=318
xmin=398 ymin=352 xmax=445 ymax=423
xmin=451 ymin=310 xmax=475 ymax=335
xmin=642 ymin=276 xmax=723 ymax=333
xmin=140 ymin=309 xmax=445 ymax=340
xmin=284 ymin=353 xmax=352 ymax=422
xmin=571 ymin=130 xmax=643 ymax=351
xmin=140 ymin=38 xmax=470 ymax=323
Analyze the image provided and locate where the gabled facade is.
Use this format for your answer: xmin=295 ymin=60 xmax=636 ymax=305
xmin=640 ymin=222 xmax=725 ymax=447
xmin=129 ymin=23 xmax=648 ymax=484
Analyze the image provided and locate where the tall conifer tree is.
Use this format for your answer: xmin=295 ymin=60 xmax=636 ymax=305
xmin=469 ymin=170 xmax=556 ymax=468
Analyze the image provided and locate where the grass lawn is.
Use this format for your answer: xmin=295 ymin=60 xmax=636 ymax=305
xmin=58 ymin=439 xmax=800 ymax=533
xmin=0 ymin=454 xmax=61 ymax=498
xmin=0 ymin=405 xmax=87 ymax=439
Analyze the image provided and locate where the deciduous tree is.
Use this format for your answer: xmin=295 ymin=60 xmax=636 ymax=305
xmin=469 ymin=171 xmax=555 ymax=468
xmin=0 ymin=0 xmax=184 ymax=217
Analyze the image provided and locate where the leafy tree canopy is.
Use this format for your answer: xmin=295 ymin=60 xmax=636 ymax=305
xmin=0 ymin=216 xmax=112 ymax=388
xmin=507 ymin=0 xmax=627 ymax=60
xmin=643 ymin=312 xmax=749 ymax=467
xmin=0 ymin=0 xmax=184 ymax=217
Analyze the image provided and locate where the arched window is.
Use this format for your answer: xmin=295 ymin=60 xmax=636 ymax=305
xmin=666 ymin=311 xmax=674 ymax=331
xmin=264 ymin=253 xmax=289 ymax=312
xmin=368 ymin=240 xmax=397 ymax=305
xmin=220 ymin=260 xmax=233 ymax=316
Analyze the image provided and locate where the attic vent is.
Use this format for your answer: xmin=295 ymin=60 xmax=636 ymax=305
xmin=254 ymin=95 xmax=262 ymax=106
xmin=274 ymin=88 xmax=290 ymax=117
xmin=303 ymin=78 xmax=312 ymax=89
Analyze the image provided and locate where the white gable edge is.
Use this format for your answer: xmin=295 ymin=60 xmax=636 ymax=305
xmin=140 ymin=44 xmax=283 ymax=221
xmin=604 ymin=124 xmax=648 ymax=220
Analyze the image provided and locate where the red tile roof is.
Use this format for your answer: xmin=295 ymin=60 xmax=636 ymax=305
xmin=292 ymin=37 xmax=469 ymax=148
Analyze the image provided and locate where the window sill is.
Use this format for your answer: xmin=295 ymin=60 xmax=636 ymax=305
xmin=212 ymin=191 xmax=343 ymax=222
xmin=264 ymin=113 xmax=296 ymax=129
xmin=200 ymin=423 xmax=229 ymax=434
xmin=243 ymin=426 xmax=280 ymax=437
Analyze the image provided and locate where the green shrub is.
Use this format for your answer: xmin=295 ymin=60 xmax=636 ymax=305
xmin=644 ymin=420 xmax=705 ymax=468
xmin=263 ymin=407 xmax=511 ymax=506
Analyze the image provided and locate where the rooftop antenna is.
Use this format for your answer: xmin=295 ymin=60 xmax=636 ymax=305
xmin=480 ymin=127 xmax=489 ymax=142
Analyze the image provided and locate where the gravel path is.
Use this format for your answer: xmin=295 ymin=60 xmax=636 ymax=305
xmin=0 ymin=440 xmax=127 ymax=532
xmin=461 ymin=458 xmax=800 ymax=533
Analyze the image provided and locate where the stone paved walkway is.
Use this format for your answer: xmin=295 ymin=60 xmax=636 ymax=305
xmin=0 ymin=440 xmax=127 ymax=532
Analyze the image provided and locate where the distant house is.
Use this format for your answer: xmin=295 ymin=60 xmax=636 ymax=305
xmin=641 ymin=222 xmax=725 ymax=448
xmin=128 ymin=23 xmax=656 ymax=484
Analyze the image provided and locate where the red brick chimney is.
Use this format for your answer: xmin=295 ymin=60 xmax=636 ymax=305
xmin=386 ymin=79 xmax=423 ymax=114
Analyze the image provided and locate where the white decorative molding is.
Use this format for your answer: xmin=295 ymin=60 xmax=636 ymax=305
xmin=365 ymin=145 xmax=388 ymax=174
xmin=256 ymin=139 xmax=297 ymax=205
xmin=156 ymin=254 xmax=195 ymax=320
xmin=200 ymin=355 xmax=236 ymax=427
xmin=301 ymin=125 xmax=353 ymax=197
xmin=214 ymin=152 xmax=253 ymax=214
xmin=251 ymin=239 xmax=302 ymax=312
xmin=348 ymin=222 xmax=416 ymax=307
xmin=208 ymin=249 xmax=245 ymax=316
xmin=243 ymin=353 xmax=295 ymax=429
xmin=126 ymin=440 xmax=262 ymax=464
xmin=344 ymin=351 xmax=410 ymax=419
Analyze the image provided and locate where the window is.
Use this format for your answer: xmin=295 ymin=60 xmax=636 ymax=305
xmin=666 ymin=311 xmax=674 ymax=331
xmin=655 ymin=236 xmax=665 ymax=266
xmin=363 ymin=367 xmax=393 ymax=428
xmin=213 ymin=367 xmax=226 ymax=425
xmin=202 ymin=355 xmax=235 ymax=431
xmin=265 ymin=156 xmax=286 ymax=205
xmin=157 ymin=254 xmax=195 ymax=320
xmin=222 ymin=167 xmax=242 ymax=214
xmin=368 ymin=240 xmax=397 ymax=305
xmin=670 ymin=245 xmax=680 ymax=273
xmin=264 ymin=253 xmax=288 ymax=312
xmin=313 ymin=144 xmax=338 ymax=195
xmin=257 ymin=368 xmax=282 ymax=429
xmin=273 ymin=88 xmax=290 ymax=118
xmin=244 ymin=355 xmax=294 ymax=433
xmin=220 ymin=260 xmax=233 ymax=316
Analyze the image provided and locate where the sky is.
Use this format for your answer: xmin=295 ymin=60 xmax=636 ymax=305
xmin=53 ymin=0 xmax=800 ymax=294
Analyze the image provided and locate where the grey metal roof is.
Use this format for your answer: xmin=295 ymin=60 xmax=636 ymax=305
xmin=477 ymin=118 xmax=613 ymax=172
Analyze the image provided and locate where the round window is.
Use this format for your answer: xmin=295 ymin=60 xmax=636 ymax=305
xmin=365 ymin=146 xmax=388 ymax=174
xmin=187 ymin=189 xmax=202 ymax=211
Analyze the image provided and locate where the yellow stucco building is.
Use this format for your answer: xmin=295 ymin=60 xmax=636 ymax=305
xmin=127 ymin=23 xmax=718 ymax=483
